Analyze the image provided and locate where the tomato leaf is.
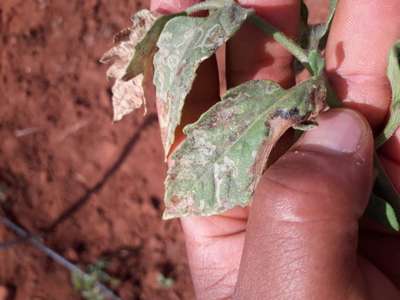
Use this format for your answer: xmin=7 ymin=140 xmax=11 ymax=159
xmin=163 ymin=78 xmax=327 ymax=219
xmin=369 ymin=155 xmax=400 ymax=231
xmin=376 ymin=40 xmax=400 ymax=147
xmin=366 ymin=194 xmax=400 ymax=231
xmin=308 ymin=49 xmax=325 ymax=76
xmin=122 ymin=13 xmax=184 ymax=82
xmin=153 ymin=1 xmax=253 ymax=155
xmin=100 ymin=10 xmax=158 ymax=121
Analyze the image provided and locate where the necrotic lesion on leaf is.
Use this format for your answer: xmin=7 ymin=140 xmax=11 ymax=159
xmin=100 ymin=10 xmax=158 ymax=121
xmin=163 ymin=78 xmax=326 ymax=219
xmin=153 ymin=1 xmax=253 ymax=156
xmin=100 ymin=10 xmax=183 ymax=122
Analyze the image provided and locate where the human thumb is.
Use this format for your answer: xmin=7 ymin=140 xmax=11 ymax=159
xmin=234 ymin=109 xmax=374 ymax=299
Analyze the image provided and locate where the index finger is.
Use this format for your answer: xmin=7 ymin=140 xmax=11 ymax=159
xmin=227 ymin=0 xmax=300 ymax=88
xmin=326 ymin=0 xmax=400 ymax=128
xmin=151 ymin=0 xmax=201 ymax=13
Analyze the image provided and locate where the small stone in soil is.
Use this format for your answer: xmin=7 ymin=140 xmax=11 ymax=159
xmin=64 ymin=248 xmax=79 ymax=262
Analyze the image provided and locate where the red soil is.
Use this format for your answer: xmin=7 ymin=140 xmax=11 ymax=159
xmin=0 ymin=1 xmax=193 ymax=299
xmin=0 ymin=0 xmax=327 ymax=299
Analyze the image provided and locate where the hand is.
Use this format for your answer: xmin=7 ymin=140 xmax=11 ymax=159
xmin=151 ymin=0 xmax=400 ymax=299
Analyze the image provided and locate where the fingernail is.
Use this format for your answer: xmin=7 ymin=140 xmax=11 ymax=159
xmin=297 ymin=109 xmax=369 ymax=154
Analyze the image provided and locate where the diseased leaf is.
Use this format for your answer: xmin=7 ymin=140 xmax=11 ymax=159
xmin=308 ymin=49 xmax=325 ymax=76
xmin=153 ymin=1 xmax=253 ymax=155
xmin=164 ymin=78 xmax=327 ymax=219
xmin=100 ymin=10 xmax=158 ymax=121
xmin=376 ymin=40 xmax=400 ymax=147
xmin=122 ymin=13 xmax=184 ymax=81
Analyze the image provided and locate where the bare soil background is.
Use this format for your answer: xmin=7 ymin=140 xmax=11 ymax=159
xmin=0 ymin=1 xmax=326 ymax=299
xmin=0 ymin=1 xmax=193 ymax=299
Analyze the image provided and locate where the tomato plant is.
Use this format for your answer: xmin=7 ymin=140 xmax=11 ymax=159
xmin=101 ymin=0 xmax=400 ymax=230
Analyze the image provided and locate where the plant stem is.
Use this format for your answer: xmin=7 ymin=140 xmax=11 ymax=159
xmin=249 ymin=15 xmax=310 ymax=69
xmin=1 ymin=217 xmax=121 ymax=300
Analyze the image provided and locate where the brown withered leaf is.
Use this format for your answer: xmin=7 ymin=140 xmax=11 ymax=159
xmin=100 ymin=10 xmax=157 ymax=121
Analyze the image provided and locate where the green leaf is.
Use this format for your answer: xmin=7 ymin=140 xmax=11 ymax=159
xmin=100 ymin=10 xmax=159 ymax=121
xmin=370 ymin=155 xmax=400 ymax=231
xmin=163 ymin=78 xmax=327 ymax=219
xmin=376 ymin=40 xmax=400 ymax=147
xmin=308 ymin=49 xmax=325 ymax=76
xmin=153 ymin=0 xmax=253 ymax=155
xmin=298 ymin=1 xmax=309 ymax=50
xmin=366 ymin=195 xmax=400 ymax=231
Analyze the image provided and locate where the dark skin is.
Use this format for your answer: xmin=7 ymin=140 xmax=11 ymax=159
xmin=151 ymin=0 xmax=400 ymax=299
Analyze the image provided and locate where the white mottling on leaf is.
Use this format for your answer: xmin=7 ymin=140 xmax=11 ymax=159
xmin=153 ymin=1 xmax=253 ymax=155
xmin=164 ymin=78 xmax=327 ymax=219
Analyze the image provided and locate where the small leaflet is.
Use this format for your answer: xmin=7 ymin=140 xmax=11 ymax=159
xmin=164 ymin=78 xmax=327 ymax=219
xmin=367 ymin=194 xmax=400 ymax=231
xmin=370 ymin=156 xmax=400 ymax=231
xmin=153 ymin=0 xmax=253 ymax=155
xmin=376 ymin=40 xmax=400 ymax=147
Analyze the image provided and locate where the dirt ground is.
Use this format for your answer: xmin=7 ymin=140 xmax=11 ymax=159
xmin=0 ymin=0 xmax=194 ymax=299
xmin=0 ymin=1 xmax=327 ymax=299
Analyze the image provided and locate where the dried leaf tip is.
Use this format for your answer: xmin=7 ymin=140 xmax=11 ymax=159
xmin=100 ymin=10 xmax=158 ymax=122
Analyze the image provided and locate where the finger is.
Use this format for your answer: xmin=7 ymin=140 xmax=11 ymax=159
xmin=151 ymin=0 xmax=201 ymax=13
xmin=151 ymin=0 xmax=220 ymax=150
xmin=227 ymin=0 xmax=300 ymax=88
xmin=359 ymin=231 xmax=400 ymax=288
xmin=181 ymin=207 xmax=248 ymax=299
xmin=326 ymin=0 xmax=400 ymax=128
xmin=235 ymin=109 xmax=376 ymax=299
